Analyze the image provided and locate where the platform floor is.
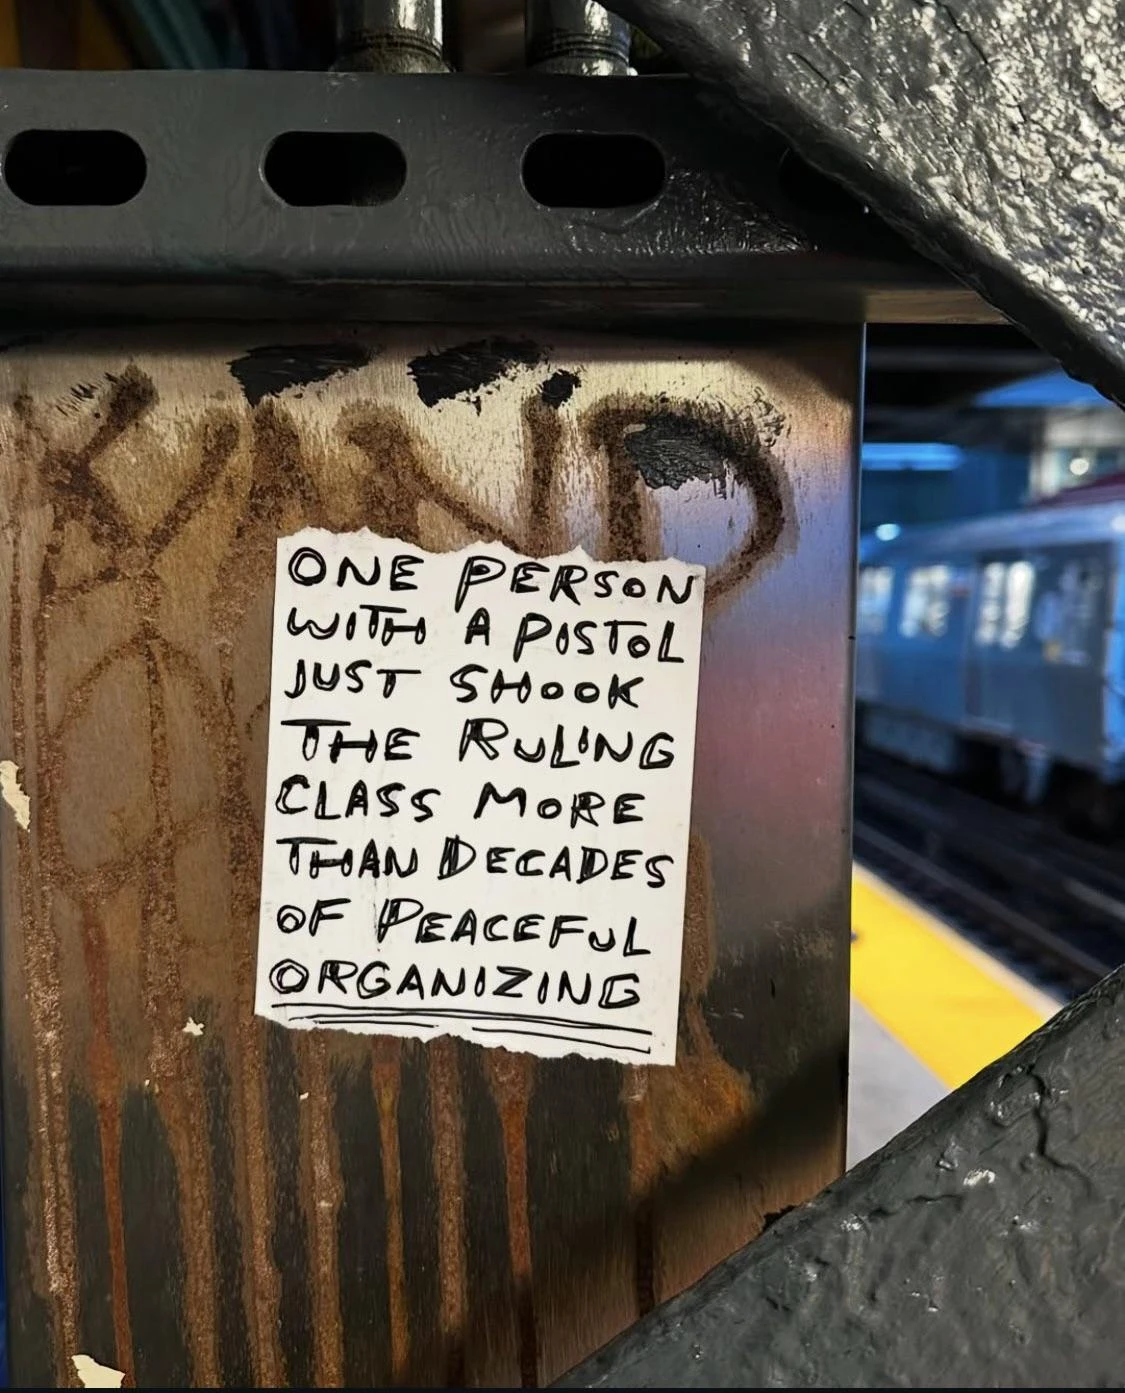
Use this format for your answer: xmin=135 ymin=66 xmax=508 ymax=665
xmin=847 ymin=865 xmax=1063 ymax=1167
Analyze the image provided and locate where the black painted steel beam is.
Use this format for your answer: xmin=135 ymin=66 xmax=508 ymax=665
xmin=560 ymin=967 xmax=1125 ymax=1387
xmin=621 ymin=0 xmax=1125 ymax=403
xmin=0 ymin=70 xmax=988 ymax=327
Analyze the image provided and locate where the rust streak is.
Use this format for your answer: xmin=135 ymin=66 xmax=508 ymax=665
xmin=485 ymin=1051 xmax=539 ymax=1388
xmin=147 ymin=418 xmax=240 ymax=555
xmin=139 ymin=635 xmax=219 ymax=1387
xmin=18 ymin=410 xmax=85 ymax=1382
xmin=304 ymin=1037 xmax=344 ymax=1388
xmin=79 ymin=904 xmax=135 ymax=1385
xmin=22 ymin=367 xmax=231 ymax=1389
xmin=372 ymin=1039 xmax=409 ymax=1382
xmin=93 ymin=1101 xmax=132 ymax=1385
xmin=347 ymin=410 xmax=524 ymax=555
xmin=217 ymin=654 xmax=280 ymax=1390
xmin=208 ymin=403 xmax=326 ymax=1385
xmin=28 ymin=391 xmax=292 ymax=1385
xmin=427 ymin=1036 xmax=467 ymax=1385
xmin=238 ymin=1022 xmax=280 ymax=1388
xmin=623 ymin=1066 xmax=657 ymax=1315
xmin=521 ymin=398 xmax=562 ymax=556
xmin=32 ymin=1025 xmax=79 ymax=1382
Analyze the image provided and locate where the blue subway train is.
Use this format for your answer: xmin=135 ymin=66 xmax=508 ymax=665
xmin=855 ymin=498 xmax=1125 ymax=826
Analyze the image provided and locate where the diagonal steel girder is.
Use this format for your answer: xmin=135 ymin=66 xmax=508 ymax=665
xmin=559 ymin=963 xmax=1125 ymax=1388
xmin=619 ymin=0 xmax=1125 ymax=403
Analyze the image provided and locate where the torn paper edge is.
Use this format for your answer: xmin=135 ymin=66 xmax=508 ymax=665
xmin=0 ymin=760 xmax=30 ymax=830
xmin=71 ymin=1354 xmax=125 ymax=1389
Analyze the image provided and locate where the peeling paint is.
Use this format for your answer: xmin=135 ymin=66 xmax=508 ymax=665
xmin=963 ymin=1168 xmax=996 ymax=1187
xmin=71 ymin=1353 xmax=125 ymax=1388
xmin=0 ymin=759 xmax=30 ymax=830
xmin=182 ymin=1017 xmax=205 ymax=1037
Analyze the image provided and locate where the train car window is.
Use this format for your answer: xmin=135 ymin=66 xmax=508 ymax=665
xmin=974 ymin=559 xmax=1037 ymax=649
xmin=1000 ymin=560 xmax=1035 ymax=648
xmin=857 ymin=565 xmax=894 ymax=634
xmin=975 ymin=561 xmax=1006 ymax=645
xmin=900 ymin=565 xmax=951 ymax=638
xmin=1034 ymin=559 xmax=1103 ymax=663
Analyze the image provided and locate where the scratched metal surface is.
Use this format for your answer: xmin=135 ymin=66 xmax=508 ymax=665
xmin=620 ymin=0 xmax=1125 ymax=403
xmin=0 ymin=326 xmax=857 ymax=1387
xmin=561 ymin=967 xmax=1125 ymax=1389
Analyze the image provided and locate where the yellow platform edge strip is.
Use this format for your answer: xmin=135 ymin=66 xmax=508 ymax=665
xmin=851 ymin=864 xmax=1060 ymax=1090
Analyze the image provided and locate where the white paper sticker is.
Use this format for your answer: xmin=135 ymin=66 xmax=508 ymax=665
xmin=255 ymin=530 xmax=705 ymax=1065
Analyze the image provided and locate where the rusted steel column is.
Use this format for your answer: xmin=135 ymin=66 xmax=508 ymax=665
xmin=0 ymin=326 xmax=858 ymax=1387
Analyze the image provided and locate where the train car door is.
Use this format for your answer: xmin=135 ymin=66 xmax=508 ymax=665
xmin=966 ymin=548 xmax=1109 ymax=772
xmin=964 ymin=554 xmax=1037 ymax=737
xmin=1031 ymin=546 xmax=1111 ymax=771
xmin=890 ymin=558 xmax=969 ymax=732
